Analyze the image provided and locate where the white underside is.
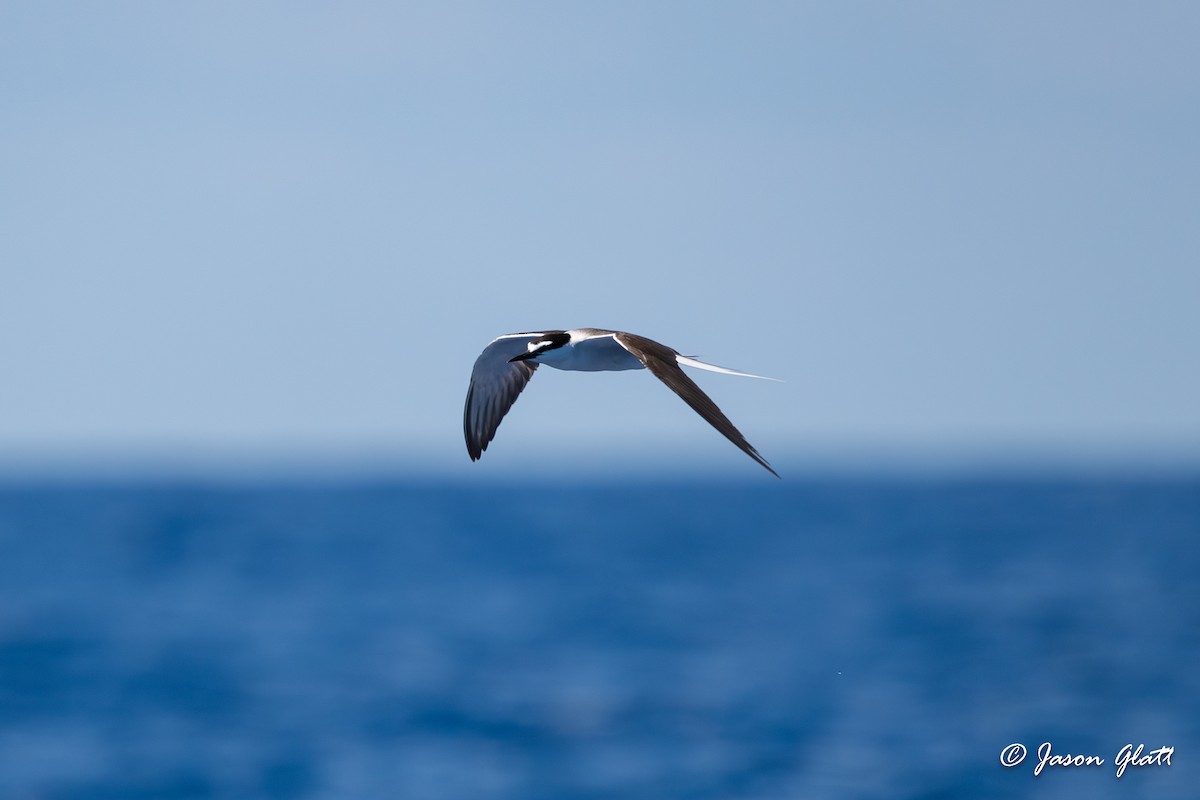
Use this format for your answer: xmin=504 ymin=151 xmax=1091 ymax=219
xmin=536 ymin=335 xmax=644 ymax=372
xmin=529 ymin=332 xmax=781 ymax=380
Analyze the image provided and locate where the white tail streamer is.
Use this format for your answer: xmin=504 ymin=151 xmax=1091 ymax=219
xmin=675 ymin=354 xmax=782 ymax=382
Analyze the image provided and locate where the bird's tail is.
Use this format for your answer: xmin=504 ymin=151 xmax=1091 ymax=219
xmin=675 ymin=354 xmax=782 ymax=381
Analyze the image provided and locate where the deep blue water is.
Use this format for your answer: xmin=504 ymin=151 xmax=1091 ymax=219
xmin=0 ymin=477 xmax=1196 ymax=799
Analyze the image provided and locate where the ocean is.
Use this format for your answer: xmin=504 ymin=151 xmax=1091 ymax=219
xmin=0 ymin=476 xmax=1196 ymax=799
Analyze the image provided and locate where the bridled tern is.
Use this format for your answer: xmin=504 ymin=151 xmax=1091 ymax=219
xmin=463 ymin=328 xmax=779 ymax=476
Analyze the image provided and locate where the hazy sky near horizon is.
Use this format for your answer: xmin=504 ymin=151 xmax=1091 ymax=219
xmin=2 ymin=3 xmax=1198 ymax=470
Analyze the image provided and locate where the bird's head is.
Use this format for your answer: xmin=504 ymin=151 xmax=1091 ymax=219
xmin=509 ymin=333 xmax=570 ymax=363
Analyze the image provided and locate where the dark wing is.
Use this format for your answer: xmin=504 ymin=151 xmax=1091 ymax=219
xmin=613 ymin=332 xmax=779 ymax=477
xmin=464 ymin=334 xmax=542 ymax=460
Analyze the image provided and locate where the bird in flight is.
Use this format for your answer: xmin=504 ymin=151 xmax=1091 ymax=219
xmin=463 ymin=328 xmax=779 ymax=476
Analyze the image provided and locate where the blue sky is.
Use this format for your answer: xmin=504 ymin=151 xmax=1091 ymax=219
xmin=2 ymin=3 xmax=1197 ymax=473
